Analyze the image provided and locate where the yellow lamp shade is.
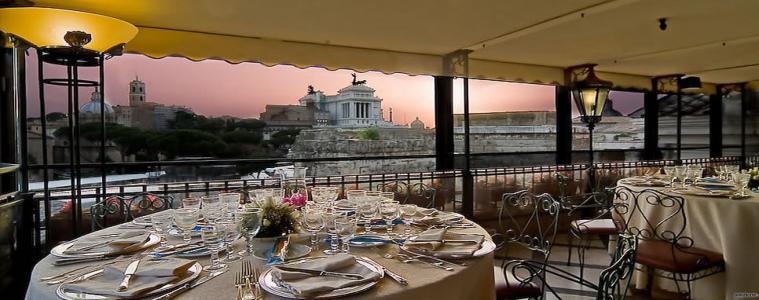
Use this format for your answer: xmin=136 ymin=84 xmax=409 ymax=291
xmin=0 ymin=7 xmax=137 ymax=53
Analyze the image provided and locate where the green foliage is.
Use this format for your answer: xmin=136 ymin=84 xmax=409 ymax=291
xmin=268 ymin=129 xmax=301 ymax=148
xmin=240 ymin=199 xmax=300 ymax=238
xmin=46 ymin=112 xmax=67 ymax=122
xmin=221 ymin=130 xmax=263 ymax=144
xmin=356 ymin=128 xmax=380 ymax=140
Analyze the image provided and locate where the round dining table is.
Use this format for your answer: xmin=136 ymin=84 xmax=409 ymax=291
xmin=26 ymin=209 xmax=496 ymax=300
xmin=617 ymin=179 xmax=759 ymax=300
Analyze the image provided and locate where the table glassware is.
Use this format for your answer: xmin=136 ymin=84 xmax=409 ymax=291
xmin=380 ymin=192 xmax=395 ymax=202
xmin=380 ymin=201 xmax=400 ymax=236
xmin=322 ymin=210 xmax=340 ymax=255
xmin=725 ymin=165 xmax=740 ymax=182
xmin=217 ymin=216 xmax=240 ymax=262
xmin=673 ymin=166 xmax=686 ymax=188
xmin=282 ymin=167 xmax=308 ymax=199
xmin=182 ymin=197 xmax=201 ymax=210
xmin=365 ymin=191 xmax=381 ymax=202
xmin=202 ymin=195 xmax=223 ymax=220
xmin=311 ymin=187 xmax=331 ymax=209
xmin=663 ymin=166 xmax=676 ymax=184
xmin=201 ymin=226 xmax=227 ymax=271
xmin=150 ymin=213 xmax=173 ymax=249
xmin=399 ymin=204 xmax=417 ymax=237
xmin=219 ymin=192 xmax=241 ymax=215
xmin=238 ymin=207 xmax=262 ymax=256
xmin=302 ymin=209 xmax=325 ymax=250
xmin=346 ymin=190 xmax=366 ymax=202
xmin=358 ymin=198 xmax=379 ymax=234
xmin=335 ymin=214 xmax=357 ymax=253
xmin=174 ymin=208 xmax=200 ymax=242
xmin=734 ymin=172 xmax=751 ymax=197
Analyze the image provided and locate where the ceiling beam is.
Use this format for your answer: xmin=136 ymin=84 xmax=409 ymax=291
xmin=462 ymin=0 xmax=640 ymax=52
xmin=597 ymin=34 xmax=759 ymax=66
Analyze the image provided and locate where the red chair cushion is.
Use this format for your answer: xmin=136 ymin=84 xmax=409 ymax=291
xmin=494 ymin=266 xmax=541 ymax=299
xmin=636 ymin=240 xmax=724 ymax=274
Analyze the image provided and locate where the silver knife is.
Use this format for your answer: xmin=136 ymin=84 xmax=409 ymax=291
xmin=274 ymin=266 xmax=364 ymax=280
xmin=152 ymin=269 xmax=227 ymax=300
xmin=118 ymin=259 xmax=141 ymax=291
xmin=360 ymin=256 xmax=408 ymax=285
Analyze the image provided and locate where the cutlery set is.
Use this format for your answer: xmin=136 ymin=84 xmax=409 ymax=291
xmin=236 ymin=259 xmax=262 ymax=300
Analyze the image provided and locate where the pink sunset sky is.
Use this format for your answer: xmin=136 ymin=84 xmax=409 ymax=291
xmin=24 ymin=51 xmax=641 ymax=127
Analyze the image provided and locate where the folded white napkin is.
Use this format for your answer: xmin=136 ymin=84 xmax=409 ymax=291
xmin=415 ymin=211 xmax=464 ymax=226
xmin=61 ymin=257 xmax=196 ymax=298
xmin=64 ymin=230 xmax=149 ymax=255
xmin=405 ymin=228 xmax=485 ymax=257
xmin=271 ymin=254 xmax=381 ymax=297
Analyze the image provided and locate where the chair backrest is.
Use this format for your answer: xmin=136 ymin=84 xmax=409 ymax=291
xmin=90 ymin=195 xmax=128 ymax=230
xmin=376 ymin=181 xmax=409 ymax=203
xmin=126 ymin=193 xmax=174 ymax=220
xmin=499 ymin=190 xmax=562 ymax=259
xmin=407 ymin=183 xmax=438 ymax=209
xmin=612 ymin=186 xmax=687 ymax=245
xmin=597 ymin=234 xmax=638 ymax=300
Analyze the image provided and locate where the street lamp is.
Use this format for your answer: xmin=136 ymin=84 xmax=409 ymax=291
xmin=0 ymin=7 xmax=137 ymax=237
xmin=567 ymin=64 xmax=613 ymax=190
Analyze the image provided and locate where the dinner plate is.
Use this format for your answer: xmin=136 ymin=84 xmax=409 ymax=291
xmin=131 ymin=215 xmax=152 ymax=226
xmin=252 ymin=243 xmax=311 ymax=261
xmin=174 ymin=247 xmax=211 ymax=258
xmin=348 ymin=235 xmax=392 ymax=247
xmin=401 ymin=239 xmax=497 ymax=259
xmin=258 ymin=257 xmax=383 ymax=299
xmin=55 ymin=261 xmax=202 ymax=300
xmin=51 ymin=234 xmax=161 ymax=258
xmin=168 ymin=227 xmax=202 ymax=238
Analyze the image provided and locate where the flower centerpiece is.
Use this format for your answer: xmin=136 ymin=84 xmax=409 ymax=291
xmin=238 ymin=195 xmax=301 ymax=252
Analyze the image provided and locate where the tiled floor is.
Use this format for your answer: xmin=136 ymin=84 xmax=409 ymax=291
xmin=494 ymin=234 xmax=682 ymax=300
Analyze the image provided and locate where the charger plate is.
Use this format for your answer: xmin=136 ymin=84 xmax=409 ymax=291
xmin=56 ymin=262 xmax=202 ymax=300
xmin=258 ymin=256 xmax=383 ymax=299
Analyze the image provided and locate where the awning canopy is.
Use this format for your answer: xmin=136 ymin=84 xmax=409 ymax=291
xmin=16 ymin=0 xmax=759 ymax=91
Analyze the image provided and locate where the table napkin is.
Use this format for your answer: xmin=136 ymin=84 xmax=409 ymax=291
xmin=415 ymin=211 xmax=464 ymax=226
xmin=271 ymin=254 xmax=381 ymax=297
xmin=621 ymin=178 xmax=668 ymax=187
xmin=63 ymin=230 xmax=149 ymax=255
xmin=60 ymin=257 xmax=196 ymax=298
xmin=405 ymin=228 xmax=485 ymax=257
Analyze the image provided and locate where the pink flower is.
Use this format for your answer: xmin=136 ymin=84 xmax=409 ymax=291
xmin=283 ymin=192 xmax=307 ymax=207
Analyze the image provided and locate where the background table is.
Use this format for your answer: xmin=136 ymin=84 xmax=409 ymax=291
xmin=618 ymin=181 xmax=759 ymax=299
xmin=26 ymin=210 xmax=496 ymax=300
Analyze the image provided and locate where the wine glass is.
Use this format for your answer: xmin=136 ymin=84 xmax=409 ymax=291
xmin=174 ymin=208 xmax=199 ymax=243
xmin=302 ymin=210 xmax=325 ymax=250
xmin=216 ymin=216 xmax=240 ymax=262
xmin=358 ymin=198 xmax=378 ymax=234
xmin=201 ymin=226 xmax=227 ymax=271
xmin=237 ymin=207 xmax=262 ymax=256
xmin=365 ymin=191 xmax=381 ymax=202
xmin=150 ymin=213 xmax=173 ymax=249
xmin=322 ymin=210 xmax=340 ymax=255
xmin=201 ymin=195 xmax=223 ymax=220
xmin=734 ymin=172 xmax=751 ymax=197
xmin=182 ymin=197 xmax=201 ymax=210
xmin=218 ymin=193 xmax=241 ymax=216
xmin=663 ymin=166 xmax=675 ymax=184
xmin=311 ymin=187 xmax=330 ymax=209
xmin=399 ymin=204 xmax=418 ymax=237
xmin=380 ymin=201 xmax=400 ymax=236
xmin=673 ymin=166 xmax=686 ymax=188
xmin=380 ymin=192 xmax=395 ymax=202
xmin=346 ymin=190 xmax=366 ymax=203
xmin=335 ymin=214 xmax=357 ymax=254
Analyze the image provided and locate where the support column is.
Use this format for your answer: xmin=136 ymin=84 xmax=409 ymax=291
xmin=555 ymin=86 xmax=572 ymax=165
xmin=0 ymin=48 xmax=21 ymax=194
xmin=643 ymin=91 xmax=659 ymax=160
xmin=741 ymin=84 xmax=747 ymax=167
xmin=434 ymin=76 xmax=454 ymax=170
xmin=709 ymin=89 xmax=723 ymax=158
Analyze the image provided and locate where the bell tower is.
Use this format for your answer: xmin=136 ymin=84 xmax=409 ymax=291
xmin=129 ymin=76 xmax=146 ymax=106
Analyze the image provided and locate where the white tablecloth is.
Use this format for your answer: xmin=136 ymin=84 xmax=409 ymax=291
xmin=618 ymin=181 xmax=759 ymax=299
xmin=26 ymin=210 xmax=495 ymax=300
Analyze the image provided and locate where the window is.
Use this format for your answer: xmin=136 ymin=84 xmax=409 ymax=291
xmin=341 ymin=103 xmax=350 ymax=118
xmin=573 ymin=90 xmax=645 ymax=162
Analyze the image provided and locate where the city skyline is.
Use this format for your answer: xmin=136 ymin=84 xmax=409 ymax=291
xmin=24 ymin=51 xmax=641 ymax=126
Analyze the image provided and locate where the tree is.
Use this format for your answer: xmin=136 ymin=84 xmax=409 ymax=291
xmin=148 ymin=129 xmax=227 ymax=159
xmin=356 ymin=128 xmax=380 ymax=140
xmin=268 ymin=129 xmax=301 ymax=149
xmin=46 ymin=112 xmax=67 ymax=122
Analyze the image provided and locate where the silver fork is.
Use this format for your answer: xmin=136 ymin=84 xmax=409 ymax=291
xmin=234 ymin=271 xmax=246 ymax=300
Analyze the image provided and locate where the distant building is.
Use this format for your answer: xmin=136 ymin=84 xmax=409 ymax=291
xmin=113 ymin=77 xmax=193 ymax=130
xmin=409 ymin=117 xmax=425 ymax=129
xmin=260 ymin=74 xmax=394 ymax=129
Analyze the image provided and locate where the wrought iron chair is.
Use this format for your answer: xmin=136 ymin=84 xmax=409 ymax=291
xmin=126 ymin=193 xmax=174 ymax=221
xmin=407 ymin=182 xmax=438 ymax=209
xmin=90 ymin=195 xmax=129 ymax=230
xmin=375 ymin=181 xmax=409 ymax=203
xmin=494 ymin=190 xmax=562 ymax=299
xmin=514 ymin=233 xmax=638 ymax=300
xmin=612 ymin=186 xmax=724 ymax=298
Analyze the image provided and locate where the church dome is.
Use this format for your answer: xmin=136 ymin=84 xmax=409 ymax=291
xmin=80 ymin=89 xmax=114 ymax=114
xmin=410 ymin=117 xmax=425 ymax=129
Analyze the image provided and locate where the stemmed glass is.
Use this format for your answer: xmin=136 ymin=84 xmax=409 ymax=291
xmin=322 ymin=210 xmax=340 ymax=255
xmin=733 ymin=172 xmax=751 ymax=197
xmin=358 ymin=198 xmax=378 ymax=234
xmin=174 ymin=208 xmax=199 ymax=243
xmin=335 ymin=214 xmax=357 ymax=254
xmin=380 ymin=192 xmax=395 ymax=202
xmin=202 ymin=195 xmax=223 ymax=220
xmin=217 ymin=216 xmax=240 ymax=262
xmin=219 ymin=193 xmax=241 ymax=216
xmin=182 ymin=197 xmax=201 ymax=210
xmin=663 ymin=166 xmax=675 ymax=185
xmin=150 ymin=213 xmax=173 ymax=249
xmin=237 ymin=207 xmax=262 ymax=256
xmin=346 ymin=190 xmax=366 ymax=203
xmin=302 ymin=208 xmax=325 ymax=250
xmin=201 ymin=226 xmax=227 ymax=271
xmin=672 ymin=166 xmax=686 ymax=188
xmin=311 ymin=187 xmax=331 ymax=209
xmin=399 ymin=204 xmax=418 ymax=238
xmin=380 ymin=201 xmax=400 ymax=236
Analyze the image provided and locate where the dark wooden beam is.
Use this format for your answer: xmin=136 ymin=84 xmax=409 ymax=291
xmin=555 ymin=86 xmax=572 ymax=164
xmin=434 ymin=76 xmax=454 ymax=170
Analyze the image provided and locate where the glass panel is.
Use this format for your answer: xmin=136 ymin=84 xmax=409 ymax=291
xmin=573 ymin=90 xmax=645 ymax=162
xmin=723 ymin=92 xmax=742 ymax=157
